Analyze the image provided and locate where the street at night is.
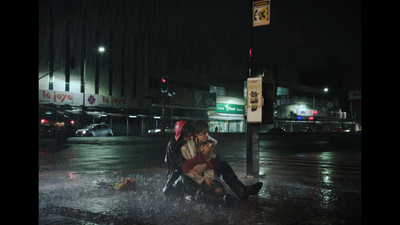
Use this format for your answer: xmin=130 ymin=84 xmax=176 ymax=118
xmin=39 ymin=133 xmax=361 ymax=224
xmin=39 ymin=0 xmax=361 ymax=223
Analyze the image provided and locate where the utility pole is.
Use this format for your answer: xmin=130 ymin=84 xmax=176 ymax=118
xmin=246 ymin=0 xmax=272 ymax=176
xmin=246 ymin=2 xmax=257 ymax=175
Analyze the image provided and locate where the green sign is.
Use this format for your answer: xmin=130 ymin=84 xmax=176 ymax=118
xmin=215 ymin=103 xmax=244 ymax=114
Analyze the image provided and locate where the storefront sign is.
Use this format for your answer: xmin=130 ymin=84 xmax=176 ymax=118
xmin=39 ymin=89 xmax=82 ymax=105
xmin=40 ymin=90 xmax=73 ymax=104
xmin=85 ymin=94 xmax=125 ymax=108
xmin=327 ymin=111 xmax=346 ymax=119
xmin=215 ymin=103 xmax=244 ymax=114
xmin=38 ymin=89 xmax=125 ymax=108
xmin=297 ymin=109 xmax=318 ymax=116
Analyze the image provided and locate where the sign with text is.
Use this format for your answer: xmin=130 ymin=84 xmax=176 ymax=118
xmin=38 ymin=89 xmax=125 ymax=108
xmin=327 ymin=111 xmax=346 ymax=119
xmin=39 ymin=89 xmax=82 ymax=106
xmin=215 ymin=103 xmax=244 ymax=114
xmin=39 ymin=90 xmax=73 ymax=104
xmin=85 ymin=94 xmax=125 ymax=108
xmin=253 ymin=0 xmax=270 ymax=27
xmin=247 ymin=77 xmax=263 ymax=123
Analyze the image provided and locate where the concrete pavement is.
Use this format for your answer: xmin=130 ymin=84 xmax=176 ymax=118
xmin=39 ymin=134 xmax=361 ymax=224
xmin=39 ymin=168 xmax=361 ymax=224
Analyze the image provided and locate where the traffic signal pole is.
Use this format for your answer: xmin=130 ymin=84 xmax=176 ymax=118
xmin=160 ymin=76 xmax=169 ymax=134
xmin=162 ymin=93 xmax=165 ymax=134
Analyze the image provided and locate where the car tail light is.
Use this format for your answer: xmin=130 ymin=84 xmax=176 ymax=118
xmin=40 ymin=119 xmax=49 ymax=124
xmin=70 ymin=120 xmax=75 ymax=125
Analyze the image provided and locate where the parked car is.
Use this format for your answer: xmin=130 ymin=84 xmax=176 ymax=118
xmin=301 ymin=127 xmax=314 ymax=132
xmin=148 ymin=124 xmax=174 ymax=133
xmin=333 ymin=127 xmax=351 ymax=132
xmin=267 ymin=127 xmax=286 ymax=133
xmin=39 ymin=106 xmax=75 ymax=145
xmin=75 ymin=124 xmax=113 ymax=137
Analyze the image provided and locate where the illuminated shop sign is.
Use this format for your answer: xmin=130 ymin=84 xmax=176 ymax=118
xmin=215 ymin=103 xmax=244 ymax=114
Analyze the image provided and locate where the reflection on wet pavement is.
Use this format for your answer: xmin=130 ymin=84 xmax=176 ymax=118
xmin=39 ymin=160 xmax=360 ymax=224
xmin=39 ymin=136 xmax=361 ymax=224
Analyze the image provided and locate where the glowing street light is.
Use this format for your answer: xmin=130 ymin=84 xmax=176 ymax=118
xmin=324 ymin=88 xmax=328 ymax=92
xmin=82 ymin=47 xmax=106 ymax=112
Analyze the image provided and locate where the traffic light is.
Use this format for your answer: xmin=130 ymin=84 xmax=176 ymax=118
xmin=161 ymin=76 xmax=168 ymax=93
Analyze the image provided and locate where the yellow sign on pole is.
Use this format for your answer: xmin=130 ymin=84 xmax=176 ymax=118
xmin=252 ymin=0 xmax=270 ymax=27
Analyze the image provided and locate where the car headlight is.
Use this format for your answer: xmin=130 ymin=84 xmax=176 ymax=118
xmin=155 ymin=129 xmax=161 ymax=133
xmin=82 ymin=130 xmax=86 ymax=134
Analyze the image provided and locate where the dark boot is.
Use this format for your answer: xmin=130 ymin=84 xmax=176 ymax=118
xmin=218 ymin=161 xmax=263 ymax=200
xmin=224 ymin=174 xmax=263 ymax=200
xmin=223 ymin=174 xmax=247 ymax=200
xmin=245 ymin=182 xmax=263 ymax=196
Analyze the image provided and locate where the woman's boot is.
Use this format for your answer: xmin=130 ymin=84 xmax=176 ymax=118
xmin=218 ymin=161 xmax=263 ymax=200
xmin=224 ymin=174 xmax=263 ymax=200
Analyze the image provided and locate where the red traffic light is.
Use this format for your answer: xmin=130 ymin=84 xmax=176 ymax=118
xmin=161 ymin=76 xmax=169 ymax=93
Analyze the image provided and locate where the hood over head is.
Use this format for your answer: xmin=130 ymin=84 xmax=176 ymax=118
xmin=174 ymin=121 xmax=187 ymax=142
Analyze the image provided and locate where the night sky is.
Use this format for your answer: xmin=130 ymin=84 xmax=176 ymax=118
xmin=39 ymin=0 xmax=361 ymax=80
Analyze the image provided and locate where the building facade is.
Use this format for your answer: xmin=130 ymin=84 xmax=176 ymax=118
xmin=38 ymin=30 xmax=249 ymax=135
xmin=39 ymin=1 xmax=360 ymax=135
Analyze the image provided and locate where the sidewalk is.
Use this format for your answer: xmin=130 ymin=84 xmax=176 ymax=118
xmin=39 ymin=162 xmax=361 ymax=225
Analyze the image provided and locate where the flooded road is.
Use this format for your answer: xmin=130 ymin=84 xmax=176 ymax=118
xmin=39 ymin=133 xmax=361 ymax=224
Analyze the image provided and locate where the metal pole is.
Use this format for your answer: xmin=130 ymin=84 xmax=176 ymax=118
xmin=171 ymin=104 xmax=173 ymax=128
xmin=162 ymin=94 xmax=165 ymax=134
xmin=246 ymin=0 xmax=259 ymax=176
xmin=82 ymin=58 xmax=86 ymax=114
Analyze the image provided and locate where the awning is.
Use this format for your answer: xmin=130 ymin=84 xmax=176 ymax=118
xmin=151 ymin=103 xmax=215 ymax=111
xmin=207 ymin=111 xmax=244 ymax=121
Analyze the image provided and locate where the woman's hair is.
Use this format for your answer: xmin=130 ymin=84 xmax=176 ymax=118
xmin=193 ymin=120 xmax=209 ymax=135
xmin=177 ymin=123 xmax=194 ymax=143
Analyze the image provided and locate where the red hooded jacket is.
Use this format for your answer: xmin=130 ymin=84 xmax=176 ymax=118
xmin=174 ymin=121 xmax=187 ymax=142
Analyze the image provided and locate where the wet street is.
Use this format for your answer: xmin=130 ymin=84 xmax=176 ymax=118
xmin=39 ymin=133 xmax=361 ymax=224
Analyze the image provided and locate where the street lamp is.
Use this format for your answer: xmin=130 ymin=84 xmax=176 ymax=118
xmin=324 ymin=88 xmax=328 ymax=92
xmin=98 ymin=46 xmax=105 ymax=53
xmin=82 ymin=46 xmax=106 ymax=112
